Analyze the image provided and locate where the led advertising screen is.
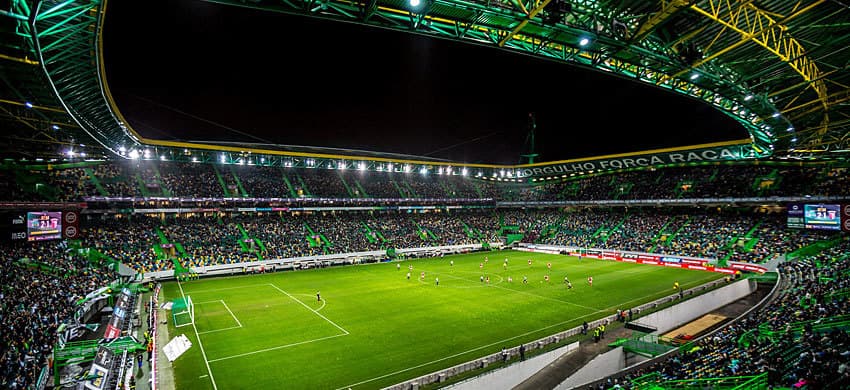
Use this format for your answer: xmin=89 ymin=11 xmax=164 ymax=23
xmin=804 ymin=204 xmax=841 ymax=231
xmin=27 ymin=211 xmax=62 ymax=241
xmin=787 ymin=203 xmax=805 ymax=229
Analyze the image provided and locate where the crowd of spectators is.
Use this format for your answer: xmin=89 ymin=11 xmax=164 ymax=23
xmin=0 ymin=241 xmax=113 ymax=389
xmin=158 ymin=162 xmax=222 ymax=198
xmin=4 ymin=161 xmax=850 ymax=202
xmin=82 ymin=215 xmax=163 ymax=272
xmin=600 ymin=239 xmax=850 ymax=389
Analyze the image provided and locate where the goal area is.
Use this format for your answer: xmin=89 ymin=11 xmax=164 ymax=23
xmin=172 ymin=296 xmax=194 ymax=328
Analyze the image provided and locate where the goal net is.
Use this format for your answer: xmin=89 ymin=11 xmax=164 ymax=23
xmin=172 ymin=296 xmax=194 ymax=328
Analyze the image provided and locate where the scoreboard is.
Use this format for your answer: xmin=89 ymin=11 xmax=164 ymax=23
xmin=27 ymin=211 xmax=62 ymax=241
xmin=0 ymin=210 xmax=80 ymax=241
xmin=788 ymin=203 xmax=849 ymax=232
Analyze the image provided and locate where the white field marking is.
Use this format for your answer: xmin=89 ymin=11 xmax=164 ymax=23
xmin=177 ymin=280 xmax=218 ymax=390
xmin=207 ymin=333 xmax=348 ymax=363
xmin=334 ymin=280 xmax=719 ymax=390
xmin=199 ymin=375 xmax=208 ymax=379
xmin=293 ymin=294 xmax=327 ymax=312
xmin=219 ymin=300 xmax=243 ymax=328
xmin=423 ymin=268 xmax=599 ymax=311
xmin=197 ymin=325 xmax=242 ymax=335
xmin=267 ymin=284 xmax=349 ymax=335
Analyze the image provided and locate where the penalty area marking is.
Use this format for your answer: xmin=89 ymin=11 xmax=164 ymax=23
xmin=293 ymin=293 xmax=327 ymax=312
xmin=176 ymin=280 xmax=218 ymax=390
xmin=267 ymin=284 xmax=349 ymax=335
xmin=194 ymin=300 xmax=243 ymax=335
xmin=207 ymin=285 xmax=349 ymax=363
xmin=207 ymin=333 xmax=349 ymax=363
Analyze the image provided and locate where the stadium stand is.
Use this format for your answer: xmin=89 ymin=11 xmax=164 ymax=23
xmin=0 ymin=241 xmax=113 ymax=389
xmin=598 ymin=239 xmax=850 ymax=389
xmin=2 ymin=161 xmax=849 ymax=202
xmin=1 ymin=160 xmax=847 ymax=389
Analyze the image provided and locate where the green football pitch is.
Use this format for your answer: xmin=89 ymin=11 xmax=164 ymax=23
xmin=161 ymin=250 xmax=724 ymax=389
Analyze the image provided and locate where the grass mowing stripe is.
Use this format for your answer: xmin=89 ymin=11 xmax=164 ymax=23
xmin=187 ymin=284 xmax=264 ymax=295
xmin=197 ymin=325 xmax=242 ymax=335
xmin=207 ymin=333 xmax=350 ymax=363
xmin=421 ymin=267 xmax=599 ymax=311
xmin=164 ymin=251 xmax=726 ymax=389
xmin=267 ymin=283 xmax=350 ymax=335
xmin=177 ymin=279 xmax=218 ymax=390
xmin=333 ymin=281 xmax=691 ymax=390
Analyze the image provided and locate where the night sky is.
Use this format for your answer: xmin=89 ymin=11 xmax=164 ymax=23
xmin=102 ymin=0 xmax=744 ymax=164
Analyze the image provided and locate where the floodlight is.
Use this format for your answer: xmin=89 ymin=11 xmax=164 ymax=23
xmin=410 ymin=0 xmax=420 ymax=6
xmin=24 ymin=102 xmax=33 ymax=108
xmin=579 ymin=37 xmax=589 ymax=46
xmin=689 ymin=73 xmax=700 ymax=80
xmin=744 ymin=95 xmax=754 ymax=101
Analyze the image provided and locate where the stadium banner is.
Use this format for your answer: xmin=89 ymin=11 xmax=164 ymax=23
xmin=103 ymin=288 xmax=133 ymax=339
xmin=516 ymin=140 xmax=753 ymax=178
xmin=517 ymin=243 xmax=746 ymax=274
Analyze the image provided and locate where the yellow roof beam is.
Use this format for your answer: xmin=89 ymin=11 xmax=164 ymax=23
xmin=498 ymin=0 xmax=553 ymax=47
xmin=631 ymin=0 xmax=694 ymax=43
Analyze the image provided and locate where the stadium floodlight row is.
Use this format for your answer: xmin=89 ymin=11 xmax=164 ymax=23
xmin=1 ymin=158 xmax=848 ymax=203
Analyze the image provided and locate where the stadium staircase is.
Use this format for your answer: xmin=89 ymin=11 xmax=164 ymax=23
xmin=82 ymin=167 xmax=109 ymax=196
xmin=133 ymin=173 xmax=152 ymax=197
xmin=364 ymin=218 xmax=388 ymax=244
xmin=595 ymin=214 xmax=628 ymax=244
xmin=390 ymin=180 xmax=409 ymax=198
xmin=559 ymin=182 xmax=580 ymax=199
xmin=155 ymin=227 xmax=192 ymax=277
xmin=469 ymin=180 xmax=486 ymax=198
xmin=401 ymin=180 xmax=419 ymax=198
xmin=303 ymin=222 xmax=333 ymax=253
xmin=228 ymin=166 xmax=249 ymax=197
xmin=786 ymin=235 xmax=846 ymax=260
xmin=752 ymin=169 xmax=780 ymax=196
xmin=336 ymin=172 xmax=357 ymax=198
xmin=652 ymin=216 xmax=691 ymax=252
xmin=608 ymin=332 xmax=677 ymax=358
xmin=719 ymin=222 xmax=763 ymax=265
xmin=293 ymin=172 xmax=312 ymax=197
xmin=611 ymin=181 xmax=633 ymax=200
xmin=212 ymin=165 xmax=233 ymax=197
xmin=353 ymin=179 xmax=369 ymax=198
xmin=538 ymin=215 xmax=566 ymax=243
xmin=280 ymin=170 xmax=299 ymax=197
xmin=236 ymin=223 xmax=262 ymax=260
xmin=149 ymin=164 xmax=172 ymax=197
xmin=412 ymin=220 xmax=433 ymax=242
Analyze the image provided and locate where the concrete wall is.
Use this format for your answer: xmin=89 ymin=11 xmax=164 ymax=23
xmin=638 ymin=279 xmax=756 ymax=334
xmin=554 ymin=347 xmax=627 ymax=390
xmin=554 ymin=279 xmax=757 ymax=389
xmin=445 ymin=342 xmax=579 ymax=390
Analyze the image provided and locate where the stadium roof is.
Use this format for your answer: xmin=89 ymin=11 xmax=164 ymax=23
xmin=1 ymin=0 xmax=849 ymax=166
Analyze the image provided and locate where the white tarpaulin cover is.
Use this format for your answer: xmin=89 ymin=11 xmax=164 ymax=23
xmin=163 ymin=334 xmax=192 ymax=362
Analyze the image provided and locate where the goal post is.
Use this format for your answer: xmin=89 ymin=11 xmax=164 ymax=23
xmin=172 ymin=296 xmax=194 ymax=328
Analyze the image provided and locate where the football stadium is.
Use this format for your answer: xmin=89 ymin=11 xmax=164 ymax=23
xmin=2 ymin=0 xmax=850 ymax=389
